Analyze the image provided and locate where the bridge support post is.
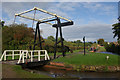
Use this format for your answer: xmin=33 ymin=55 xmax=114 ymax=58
xmin=54 ymin=26 xmax=58 ymax=59
xmin=57 ymin=18 xmax=65 ymax=57
xmin=33 ymin=22 xmax=42 ymax=51
xmin=54 ymin=17 xmax=65 ymax=59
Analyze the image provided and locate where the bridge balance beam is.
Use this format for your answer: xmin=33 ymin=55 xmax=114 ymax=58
xmin=52 ymin=21 xmax=73 ymax=27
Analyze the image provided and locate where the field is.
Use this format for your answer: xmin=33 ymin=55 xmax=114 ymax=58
xmin=53 ymin=52 xmax=120 ymax=66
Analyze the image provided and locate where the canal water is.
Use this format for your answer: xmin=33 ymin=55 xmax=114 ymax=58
xmin=25 ymin=66 xmax=120 ymax=79
xmin=97 ymin=52 xmax=119 ymax=55
xmin=24 ymin=52 xmax=120 ymax=79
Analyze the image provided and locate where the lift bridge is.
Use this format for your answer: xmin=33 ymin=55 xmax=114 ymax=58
xmin=0 ymin=50 xmax=50 ymax=67
xmin=0 ymin=7 xmax=73 ymax=67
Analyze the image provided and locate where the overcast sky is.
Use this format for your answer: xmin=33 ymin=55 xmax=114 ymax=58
xmin=1 ymin=1 xmax=120 ymax=42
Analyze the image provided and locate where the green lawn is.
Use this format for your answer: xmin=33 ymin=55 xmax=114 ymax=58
xmin=48 ymin=50 xmax=80 ymax=56
xmin=53 ymin=52 xmax=120 ymax=66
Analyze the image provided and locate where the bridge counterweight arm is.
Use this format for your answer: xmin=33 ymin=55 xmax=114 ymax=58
xmin=17 ymin=15 xmax=53 ymax=25
xmin=16 ymin=8 xmax=34 ymax=16
xmin=35 ymin=7 xmax=72 ymax=22
xmin=15 ymin=7 xmax=72 ymax=25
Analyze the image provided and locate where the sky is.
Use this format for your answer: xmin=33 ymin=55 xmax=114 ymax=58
xmin=1 ymin=1 xmax=120 ymax=42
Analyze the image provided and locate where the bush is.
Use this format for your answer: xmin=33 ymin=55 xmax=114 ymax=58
xmin=104 ymin=42 xmax=120 ymax=55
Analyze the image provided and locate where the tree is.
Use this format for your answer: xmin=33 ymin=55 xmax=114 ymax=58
xmin=47 ymin=36 xmax=55 ymax=42
xmin=97 ymin=38 xmax=104 ymax=46
xmin=112 ymin=23 xmax=120 ymax=40
xmin=76 ymin=40 xmax=82 ymax=43
xmin=2 ymin=23 xmax=34 ymax=50
xmin=73 ymin=40 xmax=82 ymax=43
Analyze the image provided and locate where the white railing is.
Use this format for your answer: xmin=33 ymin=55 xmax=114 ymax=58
xmin=0 ymin=50 xmax=50 ymax=64
xmin=0 ymin=50 xmax=29 ymax=61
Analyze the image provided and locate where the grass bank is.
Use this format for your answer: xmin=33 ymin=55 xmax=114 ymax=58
xmin=53 ymin=52 xmax=119 ymax=66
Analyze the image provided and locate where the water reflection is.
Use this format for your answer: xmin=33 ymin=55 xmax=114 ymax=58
xmin=26 ymin=66 xmax=120 ymax=79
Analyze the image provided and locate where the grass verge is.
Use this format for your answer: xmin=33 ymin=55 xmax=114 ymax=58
xmin=53 ymin=52 xmax=120 ymax=66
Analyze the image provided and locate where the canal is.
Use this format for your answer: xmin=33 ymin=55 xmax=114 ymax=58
xmin=25 ymin=66 xmax=120 ymax=79
xmin=24 ymin=52 xmax=120 ymax=79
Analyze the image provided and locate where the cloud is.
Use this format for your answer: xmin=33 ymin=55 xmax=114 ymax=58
xmin=2 ymin=2 xmax=117 ymax=42
xmin=61 ymin=22 xmax=116 ymax=42
xmin=81 ymin=2 xmax=116 ymax=16
xmin=82 ymin=2 xmax=102 ymax=11
xmin=37 ymin=20 xmax=116 ymax=42
xmin=55 ymin=2 xmax=80 ymax=11
xmin=1 ymin=0 xmax=120 ymax=2
xmin=2 ymin=2 xmax=52 ymax=26
xmin=2 ymin=2 xmax=76 ymax=26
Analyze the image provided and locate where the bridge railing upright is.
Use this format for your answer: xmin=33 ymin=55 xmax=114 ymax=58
xmin=0 ymin=50 xmax=29 ymax=61
xmin=28 ymin=50 xmax=50 ymax=62
xmin=0 ymin=50 xmax=50 ymax=64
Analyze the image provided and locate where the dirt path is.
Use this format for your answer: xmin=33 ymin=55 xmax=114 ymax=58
xmin=2 ymin=63 xmax=18 ymax=78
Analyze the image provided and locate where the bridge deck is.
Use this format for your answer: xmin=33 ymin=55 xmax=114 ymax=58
xmin=1 ymin=57 xmax=51 ymax=65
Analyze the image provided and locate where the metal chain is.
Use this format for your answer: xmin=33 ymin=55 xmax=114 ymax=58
xmin=32 ymin=10 xmax=36 ymax=28
xmin=13 ymin=16 xmax=16 ymax=24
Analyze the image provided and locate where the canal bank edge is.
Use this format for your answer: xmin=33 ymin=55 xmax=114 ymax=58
xmin=44 ymin=62 xmax=120 ymax=72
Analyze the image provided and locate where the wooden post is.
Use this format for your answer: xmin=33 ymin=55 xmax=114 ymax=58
xmin=33 ymin=22 xmax=42 ymax=51
xmin=54 ymin=27 xmax=58 ymax=59
xmin=37 ymin=23 xmax=42 ymax=50
xmin=33 ymin=22 xmax=38 ymax=50
xmin=57 ymin=18 xmax=65 ymax=57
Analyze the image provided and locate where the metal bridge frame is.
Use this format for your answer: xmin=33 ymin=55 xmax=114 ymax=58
xmin=14 ymin=7 xmax=74 ymax=59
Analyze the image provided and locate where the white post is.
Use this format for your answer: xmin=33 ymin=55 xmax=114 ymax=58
xmin=4 ymin=52 xmax=6 ymax=61
xmin=38 ymin=51 xmax=40 ymax=61
xmin=26 ymin=52 xmax=27 ymax=58
xmin=17 ymin=53 xmax=23 ymax=64
xmin=31 ymin=51 xmax=33 ymax=62
xmin=12 ymin=51 xmax=14 ymax=60
xmin=0 ymin=51 xmax=6 ymax=61
xmin=22 ymin=51 xmax=24 ymax=63
xmin=45 ymin=51 xmax=47 ymax=60
xmin=45 ymin=50 xmax=50 ymax=60
xmin=20 ymin=50 xmax=21 ymax=55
